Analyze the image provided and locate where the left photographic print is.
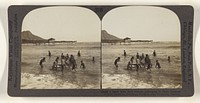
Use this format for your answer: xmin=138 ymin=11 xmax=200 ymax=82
xmin=20 ymin=6 xmax=101 ymax=89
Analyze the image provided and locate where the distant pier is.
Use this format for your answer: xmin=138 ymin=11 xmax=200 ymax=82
xmin=131 ymin=40 xmax=153 ymax=42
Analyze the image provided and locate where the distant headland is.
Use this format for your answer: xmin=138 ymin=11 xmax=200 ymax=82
xmin=21 ymin=31 xmax=76 ymax=45
xmin=101 ymin=30 xmax=153 ymax=44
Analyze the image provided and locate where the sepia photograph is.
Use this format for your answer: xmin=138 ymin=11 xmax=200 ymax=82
xmin=20 ymin=6 xmax=182 ymax=90
xmin=102 ymin=6 xmax=182 ymax=89
xmin=20 ymin=6 xmax=101 ymax=89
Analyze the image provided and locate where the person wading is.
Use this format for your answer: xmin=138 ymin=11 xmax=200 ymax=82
xmin=155 ymin=60 xmax=161 ymax=69
xmin=48 ymin=51 xmax=51 ymax=58
xmin=80 ymin=60 xmax=86 ymax=69
xmin=77 ymin=50 xmax=81 ymax=57
xmin=124 ymin=50 xmax=127 ymax=57
xmin=114 ymin=57 xmax=120 ymax=68
xmin=39 ymin=57 xmax=46 ymax=69
xmin=153 ymin=50 xmax=156 ymax=57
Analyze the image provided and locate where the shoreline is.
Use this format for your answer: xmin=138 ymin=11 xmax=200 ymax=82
xmin=21 ymin=72 xmax=100 ymax=89
xmin=102 ymin=74 xmax=181 ymax=89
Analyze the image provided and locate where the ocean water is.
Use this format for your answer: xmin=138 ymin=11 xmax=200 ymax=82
xmin=21 ymin=42 xmax=101 ymax=89
xmin=21 ymin=42 xmax=182 ymax=89
xmin=102 ymin=42 xmax=182 ymax=89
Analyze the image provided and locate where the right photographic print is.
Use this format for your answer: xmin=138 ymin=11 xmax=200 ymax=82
xmin=102 ymin=6 xmax=182 ymax=89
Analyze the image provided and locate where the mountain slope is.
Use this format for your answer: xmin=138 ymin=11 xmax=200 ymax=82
xmin=21 ymin=31 xmax=45 ymax=41
xmin=101 ymin=30 xmax=122 ymax=43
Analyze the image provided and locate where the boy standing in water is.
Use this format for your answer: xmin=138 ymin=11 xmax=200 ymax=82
xmin=92 ymin=57 xmax=95 ymax=63
xmin=127 ymin=61 xmax=132 ymax=70
xmin=77 ymin=50 xmax=81 ymax=57
xmin=130 ymin=56 xmax=134 ymax=63
xmin=155 ymin=60 xmax=161 ymax=69
xmin=168 ymin=56 xmax=171 ymax=63
xmin=48 ymin=51 xmax=51 ymax=58
xmin=61 ymin=53 xmax=65 ymax=59
xmin=136 ymin=58 xmax=140 ymax=72
xmin=39 ymin=57 xmax=46 ymax=69
xmin=69 ymin=55 xmax=77 ymax=71
xmin=80 ymin=60 xmax=86 ymax=69
xmin=123 ymin=50 xmax=127 ymax=57
xmin=136 ymin=52 xmax=140 ymax=59
xmin=145 ymin=54 xmax=152 ymax=71
xmin=52 ymin=57 xmax=59 ymax=70
xmin=153 ymin=50 xmax=156 ymax=57
xmin=114 ymin=57 xmax=120 ymax=68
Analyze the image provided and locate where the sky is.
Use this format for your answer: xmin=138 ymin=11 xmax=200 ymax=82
xmin=22 ymin=6 xmax=101 ymax=42
xmin=22 ymin=6 xmax=180 ymax=42
xmin=102 ymin=6 xmax=180 ymax=41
